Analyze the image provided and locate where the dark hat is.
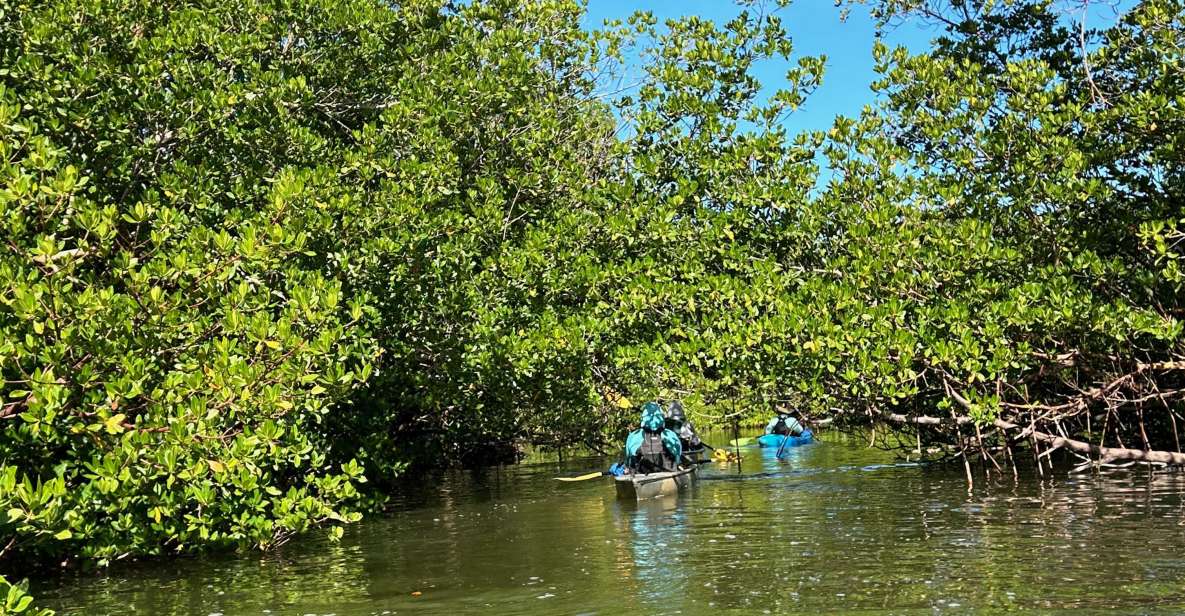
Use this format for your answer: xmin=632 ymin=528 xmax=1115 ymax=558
xmin=666 ymin=401 xmax=687 ymax=422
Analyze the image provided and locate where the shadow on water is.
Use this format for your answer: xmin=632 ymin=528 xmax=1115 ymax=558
xmin=31 ymin=430 xmax=1185 ymax=615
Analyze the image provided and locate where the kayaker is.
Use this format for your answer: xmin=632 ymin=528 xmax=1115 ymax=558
xmin=664 ymin=400 xmax=704 ymax=461
xmin=765 ymin=409 xmax=806 ymax=437
xmin=624 ymin=402 xmax=683 ymax=473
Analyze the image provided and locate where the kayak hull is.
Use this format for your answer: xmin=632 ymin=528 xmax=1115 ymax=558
xmin=614 ymin=465 xmax=698 ymax=500
xmin=756 ymin=430 xmax=814 ymax=449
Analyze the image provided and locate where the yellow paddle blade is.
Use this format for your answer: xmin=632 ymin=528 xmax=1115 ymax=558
xmin=555 ymin=472 xmax=606 ymax=482
xmin=712 ymin=448 xmax=741 ymax=462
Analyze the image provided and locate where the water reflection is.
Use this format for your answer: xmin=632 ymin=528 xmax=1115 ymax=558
xmin=31 ymin=431 xmax=1185 ymax=614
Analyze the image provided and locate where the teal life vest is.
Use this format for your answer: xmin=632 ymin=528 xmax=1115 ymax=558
xmin=624 ymin=402 xmax=683 ymax=472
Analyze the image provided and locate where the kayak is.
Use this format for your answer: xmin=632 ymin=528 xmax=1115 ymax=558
xmin=756 ymin=430 xmax=814 ymax=449
xmin=614 ymin=465 xmax=698 ymax=500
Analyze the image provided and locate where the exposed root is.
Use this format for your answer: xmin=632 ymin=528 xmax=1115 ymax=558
xmin=881 ymin=409 xmax=1185 ymax=466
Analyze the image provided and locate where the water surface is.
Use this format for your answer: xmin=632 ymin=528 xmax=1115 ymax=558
xmin=35 ymin=432 xmax=1185 ymax=614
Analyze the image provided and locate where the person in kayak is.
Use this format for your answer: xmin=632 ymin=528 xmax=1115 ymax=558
xmin=765 ymin=409 xmax=806 ymax=437
xmin=624 ymin=401 xmax=683 ymax=473
xmin=664 ymin=400 xmax=704 ymax=462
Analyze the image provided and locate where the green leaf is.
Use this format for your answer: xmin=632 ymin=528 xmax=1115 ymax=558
xmin=104 ymin=413 xmax=126 ymax=434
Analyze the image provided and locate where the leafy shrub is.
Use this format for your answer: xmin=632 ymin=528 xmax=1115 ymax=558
xmin=0 ymin=0 xmax=386 ymax=565
xmin=0 ymin=576 xmax=52 ymax=615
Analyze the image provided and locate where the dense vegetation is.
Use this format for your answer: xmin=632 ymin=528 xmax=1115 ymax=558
xmin=1 ymin=0 xmax=1182 ymax=597
xmin=813 ymin=0 xmax=1185 ymax=474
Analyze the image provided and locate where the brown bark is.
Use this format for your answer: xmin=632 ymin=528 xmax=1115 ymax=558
xmin=991 ymin=417 xmax=1185 ymax=465
xmin=881 ymin=410 xmax=1185 ymax=467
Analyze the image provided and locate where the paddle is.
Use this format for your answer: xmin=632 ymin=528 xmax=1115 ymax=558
xmin=776 ymin=430 xmax=792 ymax=459
xmin=556 ymin=460 xmax=625 ymax=482
xmin=694 ymin=441 xmax=741 ymax=462
xmin=728 ymin=436 xmax=755 ymax=448
xmin=776 ymin=422 xmax=807 ymax=459
xmin=555 ymin=471 xmax=611 ymax=482
xmin=555 ymin=458 xmax=713 ymax=482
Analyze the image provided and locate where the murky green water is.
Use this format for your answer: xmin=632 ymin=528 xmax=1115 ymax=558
xmin=33 ymin=432 xmax=1185 ymax=614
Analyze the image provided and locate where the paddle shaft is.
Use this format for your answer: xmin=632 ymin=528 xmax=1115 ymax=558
xmin=554 ymin=471 xmax=610 ymax=482
xmin=557 ymin=457 xmax=709 ymax=482
xmin=773 ymin=414 xmax=811 ymax=458
xmin=775 ymin=427 xmax=814 ymax=458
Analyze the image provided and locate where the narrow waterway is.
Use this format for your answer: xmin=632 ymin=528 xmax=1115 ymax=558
xmin=34 ymin=432 xmax=1185 ymax=614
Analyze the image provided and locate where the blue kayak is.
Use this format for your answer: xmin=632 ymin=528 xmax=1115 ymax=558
xmin=756 ymin=430 xmax=814 ymax=449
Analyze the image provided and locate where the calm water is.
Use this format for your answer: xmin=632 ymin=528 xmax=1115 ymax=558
xmin=34 ymin=432 xmax=1185 ymax=614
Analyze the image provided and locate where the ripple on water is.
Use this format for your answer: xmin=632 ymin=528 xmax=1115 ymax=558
xmin=30 ymin=434 xmax=1185 ymax=615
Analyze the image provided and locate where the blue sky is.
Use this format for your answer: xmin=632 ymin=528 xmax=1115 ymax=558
xmin=582 ymin=1 xmax=934 ymax=136
xmin=583 ymin=1 xmax=1138 ymax=137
